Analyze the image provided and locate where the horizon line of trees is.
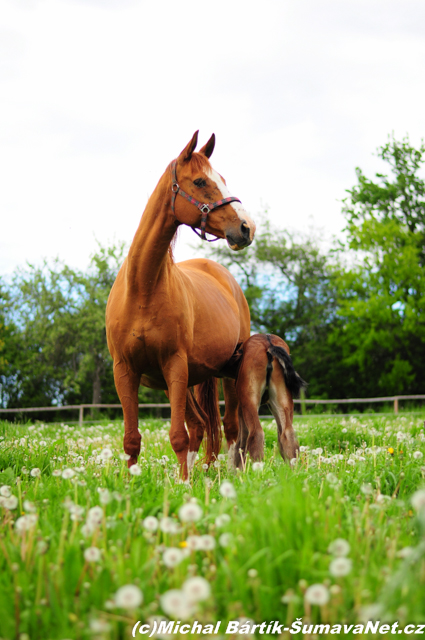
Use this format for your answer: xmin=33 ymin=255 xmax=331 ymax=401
xmin=1 ymin=134 xmax=425 ymax=411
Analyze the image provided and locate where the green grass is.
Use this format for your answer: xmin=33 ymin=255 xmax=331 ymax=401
xmin=0 ymin=414 xmax=425 ymax=639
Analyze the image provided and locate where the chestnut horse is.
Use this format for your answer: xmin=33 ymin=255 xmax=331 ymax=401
xmin=106 ymin=132 xmax=256 ymax=479
xmin=224 ymin=334 xmax=307 ymax=467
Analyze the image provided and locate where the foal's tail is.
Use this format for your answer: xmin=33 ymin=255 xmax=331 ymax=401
xmin=195 ymin=378 xmax=222 ymax=464
xmin=267 ymin=345 xmax=307 ymax=398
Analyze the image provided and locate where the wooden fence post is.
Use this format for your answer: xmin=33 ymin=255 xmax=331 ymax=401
xmin=394 ymin=397 xmax=399 ymax=414
xmin=79 ymin=406 xmax=84 ymax=426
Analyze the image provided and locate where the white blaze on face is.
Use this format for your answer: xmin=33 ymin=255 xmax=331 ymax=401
xmin=207 ymin=167 xmax=255 ymax=230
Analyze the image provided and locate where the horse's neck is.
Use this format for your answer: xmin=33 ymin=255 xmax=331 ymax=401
xmin=126 ymin=174 xmax=176 ymax=295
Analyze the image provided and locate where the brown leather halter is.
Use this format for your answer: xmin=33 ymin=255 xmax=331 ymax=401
xmin=170 ymin=160 xmax=242 ymax=242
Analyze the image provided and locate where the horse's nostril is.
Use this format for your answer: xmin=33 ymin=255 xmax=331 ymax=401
xmin=241 ymin=221 xmax=250 ymax=239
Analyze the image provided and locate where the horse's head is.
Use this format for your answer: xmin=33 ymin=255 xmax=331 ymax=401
xmin=171 ymin=131 xmax=256 ymax=250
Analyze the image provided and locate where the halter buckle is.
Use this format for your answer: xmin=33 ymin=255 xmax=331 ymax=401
xmin=171 ymin=183 xmax=179 ymax=193
xmin=199 ymin=204 xmax=210 ymax=214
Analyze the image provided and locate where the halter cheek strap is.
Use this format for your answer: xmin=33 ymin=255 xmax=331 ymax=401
xmin=170 ymin=160 xmax=242 ymax=242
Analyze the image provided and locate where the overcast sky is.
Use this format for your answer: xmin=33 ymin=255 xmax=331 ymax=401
xmin=1 ymin=0 xmax=425 ymax=275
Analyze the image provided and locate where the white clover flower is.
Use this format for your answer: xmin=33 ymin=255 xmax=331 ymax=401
xmin=114 ymin=584 xmax=143 ymax=609
xmin=328 ymin=538 xmax=350 ymax=557
xmin=160 ymin=589 xmax=194 ymax=619
xmin=52 ymin=469 xmax=62 ymax=477
xmin=15 ymin=514 xmax=38 ymax=534
xmin=0 ymin=485 xmax=11 ymax=498
xmin=252 ymin=462 xmax=264 ymax=471
xmin=31 ymin=468 xmax=41 ymax=478
xmin=3 ymin=495 xmax=18 ymax=510
xmin=304 ymin=583 xmax=330 ymax=606
xmin=143 ymin=516 xmax=159 ymax=532
xmin=219 ymin=481 xmax=236 ymax=499
xmin=329 ymin=557 xmax=352 ymax=577
xmin=129 ymin=464 xmax=142 ymax=476
xmin=411 ymin=489 xmax=425 ymax=511
xmin=100 ymin=448 xmax=113 ymax=461
xmin=182 ymin=576 xmax=211 ymax=602
xmin=219 ymin=532 xmax=233 ymax=548
xmin=84 ymin=546 xmax=102 ymax=562
xmin=163 ymin=547 xmax=184 ymax=568
xmin=197 ymin=535 xmax=216 ymax=551
xmin=413 ymin=451 xmax=424 ymax=460
xmin=178 ymin=502 xmax=203 ymax=523
xmin=215 ymin=513 xmax=231 ymax=527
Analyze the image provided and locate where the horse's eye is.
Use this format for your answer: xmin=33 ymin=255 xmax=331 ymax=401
xmin=193 ymin=178 xmax=206 ymax=188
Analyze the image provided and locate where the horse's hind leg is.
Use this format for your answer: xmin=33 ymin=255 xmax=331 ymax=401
xmin=185 ymin=388 xmax=206 ymax=474
xmin=268 ymin=363 xmax=299 ymax=462
xmin=222 ymin=378 xmax=240 ymax=467
xmin=113 ymin=361 xmax=141 ymax=468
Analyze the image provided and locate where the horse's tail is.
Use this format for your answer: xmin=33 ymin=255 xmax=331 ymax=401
xmin=195 ymin=377 xmax=222 ymax=464
xmin=267 ymin=345 xmax=308 ymax=398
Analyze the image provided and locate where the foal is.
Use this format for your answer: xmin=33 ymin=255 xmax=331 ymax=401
xmin=230 ymin=334 xmax=307 ymax=468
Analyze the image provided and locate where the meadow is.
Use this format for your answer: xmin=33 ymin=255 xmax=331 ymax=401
xmin=1 ymin=413 xmax=425 ymax=639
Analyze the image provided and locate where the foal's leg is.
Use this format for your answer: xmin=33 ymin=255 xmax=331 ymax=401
xmin=222 ymin=378 xmax=240 ymax=466
xmin=163 ymin=355 xmax=190 ymax=480
xmin=268 ymin=363 xmax=299 ymax=461
xmin=235 ymin=361 xmax=266 ymax=468
xmin=113 ymin=361 xmax=141 ymax=468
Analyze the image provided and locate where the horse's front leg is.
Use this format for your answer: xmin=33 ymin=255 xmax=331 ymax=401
xmin=113 ymin=361 xmax=141 ymax=468
xmin=163 ymin=356 xmax=190 ymax=480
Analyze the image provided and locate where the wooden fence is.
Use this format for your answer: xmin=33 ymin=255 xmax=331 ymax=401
xmin=1 ymin=395 xmax=425 ymax=426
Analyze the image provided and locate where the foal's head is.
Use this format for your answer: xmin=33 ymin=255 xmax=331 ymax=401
xmin=171 ymin=131 xmax=256 ymax=250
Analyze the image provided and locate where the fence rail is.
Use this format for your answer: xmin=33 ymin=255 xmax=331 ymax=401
xmin=1 ymin=395 xmax=425 ymax=426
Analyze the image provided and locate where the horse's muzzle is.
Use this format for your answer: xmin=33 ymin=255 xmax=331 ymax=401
xmin=226 ymin=220 xmax=254 ymax=251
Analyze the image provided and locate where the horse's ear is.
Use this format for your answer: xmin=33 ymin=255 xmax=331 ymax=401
xmin=199 ymin=133 xmax=215 ymax=159
xmin=179 ymin=130 xmax=199 ymax=162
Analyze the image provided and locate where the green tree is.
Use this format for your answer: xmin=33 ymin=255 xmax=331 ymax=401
xmin=1 ymin=242 xmax=126 ymax=408
xmin=334 ymin=135 xmax=425 ymax=395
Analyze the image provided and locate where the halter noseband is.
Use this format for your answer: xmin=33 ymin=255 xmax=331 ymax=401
xmin=170 ymin=160 xmax=242 ymax=242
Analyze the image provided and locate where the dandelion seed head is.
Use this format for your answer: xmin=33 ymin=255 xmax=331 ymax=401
xmin=178 ymin=502 xmax=203 ymax=523
xmin=84 ymin=547 xmax=102 ymax=562
xmin=304 ymin=583 xmax=330 ymax=606
xmin=219 ymin=481 xmax=236 ymax=499
xmin=162 ymin=547 xmax=184 ymax=568
xmin=182 ymin=576 xmax=211 ymax=602
xmin=114 ymin=584 xmax=143 ymax=609
xmin=329 ymin=557 xmax=352 ymax=577
xmin=328 ymin=538 xmax=350 ymax=557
